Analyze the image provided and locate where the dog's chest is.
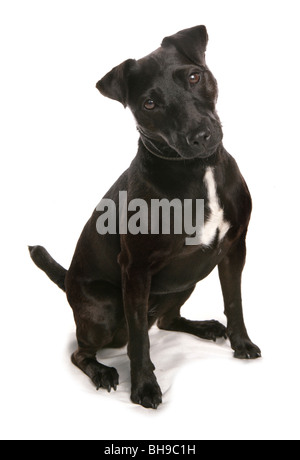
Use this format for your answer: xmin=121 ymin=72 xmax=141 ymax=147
xmin=150 ymin=167 xmax=233 ymax=294
xmin=199 ymin=167 xmax=230 ymax=247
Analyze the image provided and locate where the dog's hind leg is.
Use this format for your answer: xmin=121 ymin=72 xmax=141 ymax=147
xmin=66 ymin=278 xmax=125 ymax=392
xmin=157 ymin=287 xmax=227 ymax=341
xmin=71 ymin=328 xmax=120 ymax=392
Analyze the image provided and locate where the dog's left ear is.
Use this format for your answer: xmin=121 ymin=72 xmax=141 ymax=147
xmin=96 ymin=58 xmax=136 ymax=107
xmin=161 ymin=25 xmax=208 ymax=65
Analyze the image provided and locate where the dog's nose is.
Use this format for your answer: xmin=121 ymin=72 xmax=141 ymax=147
xmin=186 ymin=129 xmax=211 ymax=147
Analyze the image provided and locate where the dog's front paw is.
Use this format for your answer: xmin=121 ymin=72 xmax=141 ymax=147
xmin=131 ymin=373 xmax=162 ymax=409
xmin=231 ymin=337 xmax=261 ymax=360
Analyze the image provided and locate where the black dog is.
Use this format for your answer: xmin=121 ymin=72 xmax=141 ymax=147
xmin=29 ymin=25 xmax=261 ymax=409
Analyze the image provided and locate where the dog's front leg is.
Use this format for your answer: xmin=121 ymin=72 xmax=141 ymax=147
xmin=218 ymin=234 xmax=261 ymax=359
xmin=120 ymin=260 xmax=162 ymax=409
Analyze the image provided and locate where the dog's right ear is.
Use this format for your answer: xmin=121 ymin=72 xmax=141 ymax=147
xmin=96 ymin=59 xmax=136 ymax=108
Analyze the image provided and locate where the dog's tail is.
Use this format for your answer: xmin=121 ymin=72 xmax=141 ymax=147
xmin=28 ymin=245 xmax=67 ymax=292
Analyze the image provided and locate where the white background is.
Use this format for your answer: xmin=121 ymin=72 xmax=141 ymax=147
xmin=1 ymin=0 xmax=300 ymax=440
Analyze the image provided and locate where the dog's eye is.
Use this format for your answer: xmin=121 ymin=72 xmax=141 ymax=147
xmin=189 ymin=73 xmax=201 ymax=85
xmin=144 ymin=99 xmax=156 ymax=110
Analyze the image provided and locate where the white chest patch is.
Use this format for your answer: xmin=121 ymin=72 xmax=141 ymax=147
xmin=199 ymin=167 xmax=230 ymax=247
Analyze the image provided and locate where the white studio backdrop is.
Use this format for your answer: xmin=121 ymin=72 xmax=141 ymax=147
xmin=1 ymin=0 xmax=300 ymax=440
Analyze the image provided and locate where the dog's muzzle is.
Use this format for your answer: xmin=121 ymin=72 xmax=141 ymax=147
xmin=186 ymin=128 xmax=211 ymax=147
xmin=179 ymin=119 xmax=223 ymax=159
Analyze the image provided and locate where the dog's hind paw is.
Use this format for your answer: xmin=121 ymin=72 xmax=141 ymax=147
xmin=92 ymin=366 xmax=119 ymax=392
xmin=186 ymin=319 xmax=227 ymax=341
xmin=197 ymin=320 xmax=227 ymax=341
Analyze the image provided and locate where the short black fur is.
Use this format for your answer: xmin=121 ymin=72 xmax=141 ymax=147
xmin=29 ymin=26 xmax=261 ymax=409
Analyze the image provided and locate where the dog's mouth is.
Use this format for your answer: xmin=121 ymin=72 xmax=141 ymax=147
xmin=138 ymin=128 xmax=182 ymax=160
xmin=174 ymin=121 xmax=223 ymax=159
xmin=174 ymin=142 xmax=221 ymax=159
xmin=168 ymin=129 xmax=223 ymax=160
xmin=138 ymin=122 xmax=223 ymax=161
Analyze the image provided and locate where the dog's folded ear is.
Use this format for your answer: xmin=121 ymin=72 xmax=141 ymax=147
xmin=161 ymin=25 xmax=208 ymax=66
xmin=96 ymin=58 xmax=136 ymax=107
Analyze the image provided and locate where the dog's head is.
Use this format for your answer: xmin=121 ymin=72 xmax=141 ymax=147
xmin=96 ymin=26 xmax=223 ymax=160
